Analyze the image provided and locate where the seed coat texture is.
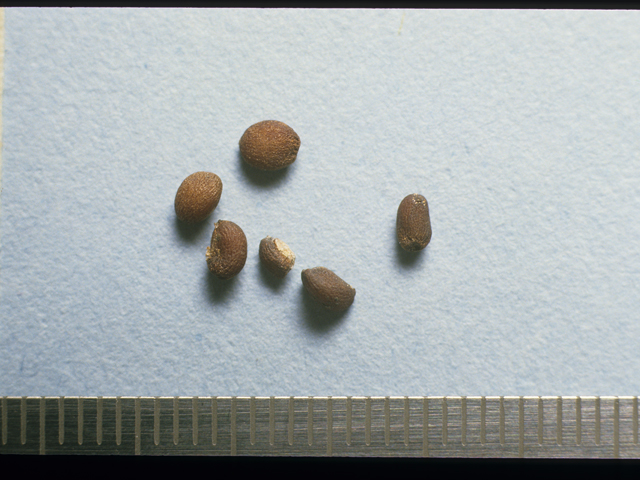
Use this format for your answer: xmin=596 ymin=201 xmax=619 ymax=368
xmin=301 ymin=267 xmax=356 ymax=312
xmin=175 ymin=171 xmax=223 ymax=224
xmin=396 ymin=193 xmax=432 ymax=252
xmin=259 ymin=236 xmax=296 ymax=278
xmin=206 ymin=220 xmax=247 ymax=280
xmin=239 ymin=120 xmax=301 ymax=171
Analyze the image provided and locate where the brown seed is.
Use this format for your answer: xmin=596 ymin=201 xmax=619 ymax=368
xmin=259 ymin=236 xmax=296 ymax=278
xmin=396 ymin=193 xmax=432 ymax=252
xmin=301 ymin=267 xmax=356 ymax=312
xmin=174 ymin=172 xmax=223 ymax=224
xmin=239 ymin=120 xmax=301 ymax=171
xmin=206 ymin=220 xmax=247 ymax=280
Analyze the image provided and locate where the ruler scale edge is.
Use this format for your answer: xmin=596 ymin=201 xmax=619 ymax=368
xmin=0 ymin=396 xmax=638 ymax=458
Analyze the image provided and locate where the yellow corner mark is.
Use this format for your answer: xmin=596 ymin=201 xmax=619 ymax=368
xmin=398 ymin=12 xmax=405 ymax=35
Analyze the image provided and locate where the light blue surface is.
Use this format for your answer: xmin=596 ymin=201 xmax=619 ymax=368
xmin=1 ymin=9 xmax=640 ymax=396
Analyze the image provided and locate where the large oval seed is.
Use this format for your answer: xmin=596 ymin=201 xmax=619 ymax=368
xmin=239 ymin=120 xmax=301 ymax=171
xmin=174 ymin=172 xmax=223 ymax=224
xmin=206 ymin=220 xmax=247 ymax=280
xmin=259 ymin=236 xmax=295 ymax=278
xmin=396 ymin=193 xmax=432 ymax=252
xmin=301 ymin=267 xmax=355 ymax=312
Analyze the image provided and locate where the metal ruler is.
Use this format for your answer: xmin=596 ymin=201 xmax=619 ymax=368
xmin=0 ymin=396 xmax=638 ymax=458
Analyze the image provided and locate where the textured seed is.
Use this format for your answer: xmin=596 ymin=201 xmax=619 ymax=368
xmin=259 ymin=236 xmax=295 ymax=278
xmin=396 ymin=193 xmax=432 ymax=252
xmin=206 ymin=220 xmax=247 ymax=279
xmin=301 ymin=267 xmax=355 ymax=312
xmin=174 ymin=172 xmax=223 ymax=224
xmin=239 ymin=120 xmax=301 ymax=171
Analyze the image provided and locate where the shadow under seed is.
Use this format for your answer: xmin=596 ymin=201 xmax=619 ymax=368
xmin=237 ymin=150 xmax=293 ymax=188
xmin=174 ymin=214 xmax=211 ymax=244
xmin=258 ymin=258 xmax=290 ymax=291
xmin=205 ymin=267 xmax=239 ymax=303
xmin=298 ymin=285 xmax=350 ymax=333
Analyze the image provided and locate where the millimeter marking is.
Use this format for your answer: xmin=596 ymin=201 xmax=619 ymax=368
xmin=39 ymin=397 xmax=45 ymax=455
xmin=211 ymin=397 xmax=217 ymax=446
xmin=269 ymin=397 xmax=275 ymax=446
xmin=384 ymin=397 xmax=390 ymax=446
xmin=442 ymin=397 xmax=448 ymax=445
xmin=461 ymin=397 xmax=467 ymax=446
xmin=173 ymin=397 xmax=179 ymax=446
xmin=115 ymin=397 xmax=122 ymax=446
xmin=307 ymin=397 xmax=313 ymax=446
xmin=365 ymin=397 xmax=371 ymax=446
xmin=346 ymin=397 xmax=352 ymax=446
xmin=288 ymin=397 xmax=294 ymax=446
xmin=58 ymin=397 xmax=64 ymax=445
xmin=422 ymin=397 xmax=429 ymax=456
xmin=595 ymin=397 xmax=601 ymax=446
xmin=499 ymin=397 xmax=505 ymax=446
xmin=78 ymin=397 xmax=84 ymax=445
xmin=192 ymin=397 xmax=198 ymax=446
xmin=97 ymin=397 xmax=103 ymax=446
xmin=153 ymin=398 xmax=160 ymax=446
xmin=20 ymin=397 xmax=26 ymax=445
xmin=480 ymin=397 xmax=486 ymax=445
xmin=134 ymin=398 xmax=141 ymax=455
xmin=556 ymin=397 xmax=562 ymax=446
xmin=2 ymin=397 xmax=7 ymax=445
xmin=404 ymin=397 xmax=410 ymax=447
xmin=518 ymin=397 xmax=524 ymax=458
xmin=537 ymin=397 xmax=543 ymax=445
xmin=230 ymin=397 xmax=237 ymax=455
xmin=614 ymin=397 xmax=619 ymax=458
xmin=250 ymin=397 xmax=256 ymax=446
xmin=576 ymin=397 xmax=581 ymax=445
xmin=634 ymin=397 xmax=638 ymax=445
xmin=327 ymin=397 xmax=333 ymax=455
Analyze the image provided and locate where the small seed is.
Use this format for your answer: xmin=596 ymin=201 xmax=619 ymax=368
xmin=301 ymin=267 xmax=355 ymax=312
xmin=259 ymin=236 xmax=296 ymax=278
xmin=175 ymin=172 xmax=223 ymax=224
xmin=206 ymin=220 xmax=247 ymax=279
xmin=396 ymin=193 xmax=432 ymax=252
xmin=239 ymin=120 xmax=301 ymax=171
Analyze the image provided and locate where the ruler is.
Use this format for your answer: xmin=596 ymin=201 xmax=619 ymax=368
xmin=0 ymin=396 xmax=638 ymax=458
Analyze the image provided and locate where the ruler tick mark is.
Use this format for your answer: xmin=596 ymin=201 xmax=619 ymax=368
xmin=193 ymin=396 xmax=199 ymax=446
xmin=20 ymin=396 xmax=26 ymax=445
xmin=153 ymin=398 xmax=160 ymax=446
xmin=480 ymin=397 xmax=486 ymax=445
xmin=288 ymin=397 xmax=294 ymax=446
xmin=59 ymin=397 xmax=64 ymax=445
xmin=308 ymin=397 xmax=314 ymax=446
xmin=422 ymin=397 xmax=429 ymax=456
xmin=116 ymin=397 xmax=122 ymax=446
xmin=250 ymin=397 xmax=256 ymax=446
xmin=231 ymin=398 xmax=237 ymax=455
xmin=461 ymin=397 xmax=467 ymax=446
xmin=595 ymin=397 xmax=601 ymax=446
xmin=384 ymin=396 xmax=390 ymax=446
xmin=327 ymin=397 xmax=333 ymax=455
xmin=499 ymin=396 xmax=505 ymax=446
xmin=614 ymin=397 xmax=619 ymax=458
xmin=2 ymin=397 xmax=7 ymax=445
xmin=173 ymin=397 xmax=179 ymax=446
xmin=518 ymin=397 xmax=524 ymax=458
xmin=576 ymin=397 xmax=581 ymax=446
xmin=39 ymin=397 xmax=45 ymax=455
xmin=634 ymin=397 xmax=638 ymax=445
xmin=135 ymin=397 xmax=141 ymax=455
xmin=211 ymin=397 xmax=217 ymax=446
xmin=270 ymin=397 xmax=275 ymax=446
xmin=97 ymin=397 xmax=103 ymax=446
xmin=78 ymin=397 xmax=84 ymax=445
xmin=346 ymin=397 xmax=352 ymax=446
xmin=442 ymin=397 xmax=448 ymax=446
xmin=537 ymin=397 xmax=543 ymax=445
xmin=365 ymin=397 xmax=371 ymax=446
xmin=404 ymin=397 xmax=409 ymax=447
xmin=556 ymin=397 xmax=562 ymax=446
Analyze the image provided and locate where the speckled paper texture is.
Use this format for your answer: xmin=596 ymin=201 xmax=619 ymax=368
xmin=1 ymin=9 xmax=640 ymax=396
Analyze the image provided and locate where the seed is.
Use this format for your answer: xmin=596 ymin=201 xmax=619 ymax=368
xmin=239 ymin=120 xmax=301 ymax=171
xmin=259 ymin=236 xmax=296 ymax=278
xmin=396 ymin=193 xmax=432 ymax=252
xmin=206 ymin=220 xmax=247 ymax=279
xmin=301 ymin=267 xmax=355 ymax=312
xmin=174 ymin=172 xmax=223 ymax=224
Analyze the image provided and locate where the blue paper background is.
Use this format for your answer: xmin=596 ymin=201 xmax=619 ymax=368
xmin=1 ymin=9 xmax=640 ymax=396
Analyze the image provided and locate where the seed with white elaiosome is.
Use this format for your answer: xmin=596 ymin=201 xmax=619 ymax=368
xmin=239 ymin=120 xmax=301 ymax=171
xmin=396 ymin=193 xmax=432 ymax=252
xmin=301 ymin=267 xmax=355 ymax=312
xmin=259 ymin=236 xmax=295 ymax=278
xmin=206 ymin=220 xmax=247 ymax=280
xmin=174 ymin=172 xmax=223 ymax=223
